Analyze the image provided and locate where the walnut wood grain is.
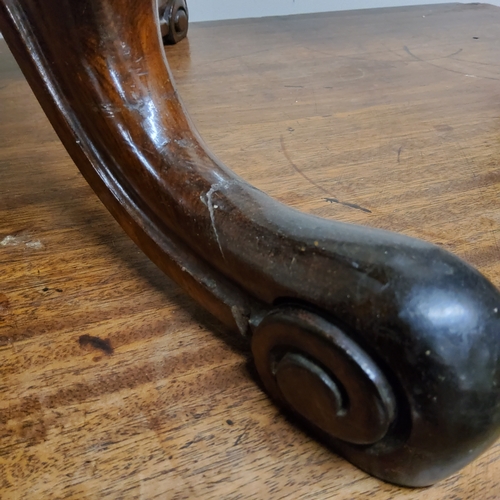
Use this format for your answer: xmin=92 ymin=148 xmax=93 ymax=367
xmin=2 ymin=2 xmax=500 ymax=496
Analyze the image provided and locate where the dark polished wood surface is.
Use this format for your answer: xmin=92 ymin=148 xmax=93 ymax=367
xmin=1 ymin=3 xmax=500 ymax=498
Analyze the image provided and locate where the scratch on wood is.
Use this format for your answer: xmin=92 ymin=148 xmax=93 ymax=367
xmin=280 ymin=135 xmax=372 ymax=214
xmin=324 ymin=198 xmax=372 ymax=214
xmin=234 ymin=431 xmax=247 ymax=446
xmin=180 ymin=440 xmax=195 ymax=450
xmin=397 ymin=146 xmax=403 ymax=163
xmin=280 ymin=135 xmax=330 ymax=195
xmin=231 ymin=305 xmax=250 ymax=337
xmin=404 ymin=45 xmax=422 ymax=61
xmin=404 ymin=45 xmax=500 ymax=81
xmin=202 ymin=183 xmax=226 ymax=259
xmin=447 ymin=48 xmax=463 ymax=58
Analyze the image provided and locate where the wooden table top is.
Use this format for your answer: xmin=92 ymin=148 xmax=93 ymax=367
xmin=1 ymin=3 xmax=500 ymax=498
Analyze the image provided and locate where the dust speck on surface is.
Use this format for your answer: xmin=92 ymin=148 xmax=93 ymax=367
xmin=0 ymin=235 xmax=23 ymax=247
xmin=0 ymin=293 xmax=10 ymax=312
xmin=26 ymin=240 xmax=45 ymax=250
xmin=78 ymin=335 xmax=113 ymax=355
xmin=0 ymin=234 xmax=45 ymax=250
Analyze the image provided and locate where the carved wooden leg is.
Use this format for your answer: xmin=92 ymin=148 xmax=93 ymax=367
xmin=0 ymin=0 xmax=499 ymax=487
xmin=158 ymin=0 xmax=188 ymax=45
